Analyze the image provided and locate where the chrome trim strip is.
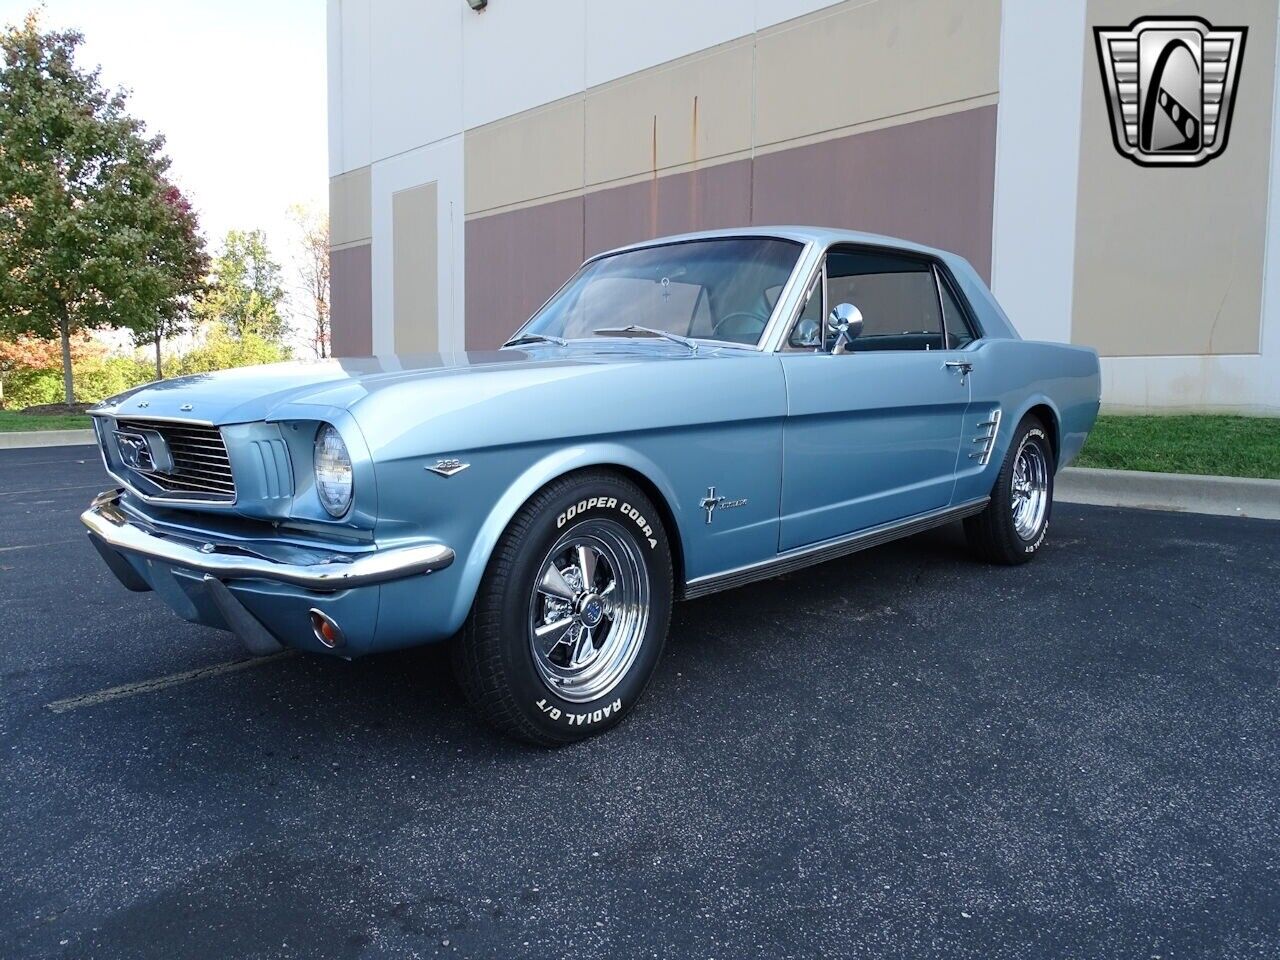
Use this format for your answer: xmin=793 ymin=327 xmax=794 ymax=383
xmin=82 ymin=489 xmax=454 ymax=592
xmin=681 ymin=497 xmax=990 ymax=600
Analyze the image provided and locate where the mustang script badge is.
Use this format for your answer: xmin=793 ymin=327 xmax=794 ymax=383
xmin=1095 ymin=16 xmax=1246 ymax=167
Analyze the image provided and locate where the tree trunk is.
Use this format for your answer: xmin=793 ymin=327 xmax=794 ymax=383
xmin=154 ymin=330 xmax=163 ymax=380
xmin=58 ymin=313 xmax=75 ymax=407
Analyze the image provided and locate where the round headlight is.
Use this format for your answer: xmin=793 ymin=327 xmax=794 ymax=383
xmin=314 ymin=424 xmax=353 ymax=517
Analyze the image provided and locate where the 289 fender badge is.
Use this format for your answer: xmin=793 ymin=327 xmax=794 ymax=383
xmin=1095 ymin=16 xmax=1246 ymax=168
xmin=426 ymin=458 xmax=470 ymax=478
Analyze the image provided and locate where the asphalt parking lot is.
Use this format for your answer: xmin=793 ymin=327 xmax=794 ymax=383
xmin=1 ymin=446 xmax=1277 ymax=959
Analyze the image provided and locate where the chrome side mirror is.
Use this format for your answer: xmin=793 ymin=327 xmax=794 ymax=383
xmin=828 ymin=302 xmax=864 ymax=355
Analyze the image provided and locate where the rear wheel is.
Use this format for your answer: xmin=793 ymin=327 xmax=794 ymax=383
xmin=454 ymin=471 xmax=673 ymax=745
xmin=964 ymin=415 xmax=1054 ymax=565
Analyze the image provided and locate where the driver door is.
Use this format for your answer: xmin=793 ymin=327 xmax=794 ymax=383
xmin=778 ymin=246 xmax=972 ymax=551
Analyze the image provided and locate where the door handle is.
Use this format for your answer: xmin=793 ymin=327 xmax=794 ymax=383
xmin=944 ymin=360 xmax=973 ymax=384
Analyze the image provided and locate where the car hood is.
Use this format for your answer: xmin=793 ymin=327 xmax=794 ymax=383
xmin=92 ymin=347 xmax=707 ymax=425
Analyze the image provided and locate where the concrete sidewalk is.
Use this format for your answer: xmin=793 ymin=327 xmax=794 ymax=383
xmin=1058 ymin=467 xmax=1280 ymax=520
xmin=0 ymin=429 xmax=95 ymax=449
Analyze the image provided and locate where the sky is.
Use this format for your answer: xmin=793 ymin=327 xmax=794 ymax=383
xmin=1 ymin=0 xmax=328 ymax=279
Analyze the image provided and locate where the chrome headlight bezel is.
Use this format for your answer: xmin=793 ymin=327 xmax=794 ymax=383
xmin=313 ymin=423 xmax=354 ymax=518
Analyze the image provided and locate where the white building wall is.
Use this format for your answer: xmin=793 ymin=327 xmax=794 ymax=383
xmin=370 ymin=0 xmax=463 ymax=162
xmin=462 ymin=0 xmax=586 ymax=130
xmin=990 ymin=0 xmax=1086 ymax=346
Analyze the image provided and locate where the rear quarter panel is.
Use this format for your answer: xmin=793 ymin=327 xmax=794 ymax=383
xmin=952 ymin=338 xmax=1102 ymax=505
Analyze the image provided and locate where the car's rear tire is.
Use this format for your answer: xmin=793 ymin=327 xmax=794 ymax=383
xmin=453 ymin=470 xmax=673 ymax=746
xmin=964 ymin=414 xmax=1055 ymax=565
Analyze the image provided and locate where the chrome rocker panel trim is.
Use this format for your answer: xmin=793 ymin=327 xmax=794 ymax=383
xmin=81 ymin=489 xmax=454 ymax=592
xmin=681 ymin=497 xmax=990 ymax=600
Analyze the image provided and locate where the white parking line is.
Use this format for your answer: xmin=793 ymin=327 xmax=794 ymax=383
xmin=0 ymin=482 xmax=105 ymax=498
xmin=45 ymin=651 xmax=296 ymax=713
xmin=0 ymin=539 xmax=81 ymax=553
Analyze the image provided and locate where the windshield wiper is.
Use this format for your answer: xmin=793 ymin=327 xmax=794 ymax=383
xmin=503 ymin=332 xmax=568 ymax=348
xmin=593 ymin=325 xmax=698 ymax=354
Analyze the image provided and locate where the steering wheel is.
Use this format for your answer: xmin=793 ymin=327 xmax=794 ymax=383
xmin=711 ymin=311 xmax=769 ymax=341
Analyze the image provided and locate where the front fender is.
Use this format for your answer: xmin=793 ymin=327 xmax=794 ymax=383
xmin=443 ymin=443 xmax=683 ymax=637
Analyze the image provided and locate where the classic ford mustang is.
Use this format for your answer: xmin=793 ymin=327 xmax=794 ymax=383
xmin=83 ymin=227 xmax=1100 ymax=744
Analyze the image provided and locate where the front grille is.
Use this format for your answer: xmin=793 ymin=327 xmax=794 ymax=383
xmin=116 ymin=418 xmax=237 ymax=501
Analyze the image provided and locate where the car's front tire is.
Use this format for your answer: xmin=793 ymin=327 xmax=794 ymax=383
xmin=964 ymin=414 xmax=1055 ymax=565
xmin=454 ymin=470 xmax=673 ymax=746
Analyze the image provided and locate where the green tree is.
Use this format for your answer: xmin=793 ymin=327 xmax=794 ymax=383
xmin=0 ymin=11 xmax=208 ymax=404
xmin=196 ymin=229 xmax=288 ymax=342
xmin=130 ymin=183 xmax=207 ymax=379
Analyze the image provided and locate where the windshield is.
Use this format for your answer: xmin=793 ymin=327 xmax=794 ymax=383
xmin=518 ymin=237 xmax=803 ymax=348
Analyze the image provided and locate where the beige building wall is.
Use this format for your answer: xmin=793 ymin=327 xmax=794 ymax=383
xmin=1073 ymin=0 xmax=1277 ymax=358
xmin=392 ymin=182 xmax=439 ymax=354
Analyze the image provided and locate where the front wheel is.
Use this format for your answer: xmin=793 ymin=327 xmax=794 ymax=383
xmin=964 ymin=415 xmax=1055 ymax=565
xmin=454 ymin=471 xmax=673 ymax=746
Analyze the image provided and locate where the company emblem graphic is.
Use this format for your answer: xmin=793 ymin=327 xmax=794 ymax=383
xmin=114 ymin=430 xmax=174 ymax=475
xmin=1095 ymin=17 xmax=1246 ymax=167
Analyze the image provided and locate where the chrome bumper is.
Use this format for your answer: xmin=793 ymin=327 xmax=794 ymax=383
xmin=81 ymin=489 xmax=455 ymax=592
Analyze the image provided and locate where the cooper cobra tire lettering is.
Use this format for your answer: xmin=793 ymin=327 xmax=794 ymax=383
xmin=556 ymin=496 xmax=657 ymax=549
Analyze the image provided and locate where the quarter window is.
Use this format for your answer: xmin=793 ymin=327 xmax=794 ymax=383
xmin=936 ymin=269 xmax=977 ymax=349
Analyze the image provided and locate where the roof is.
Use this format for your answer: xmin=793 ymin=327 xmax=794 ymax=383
xmin=592 ymin=225 xmax=951 ymax=262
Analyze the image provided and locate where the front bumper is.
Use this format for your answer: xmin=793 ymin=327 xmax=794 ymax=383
xmin=81 ymin=489 xmax=455 ymax=656
xmin=81 ymin=489 xmax=454 ymax=590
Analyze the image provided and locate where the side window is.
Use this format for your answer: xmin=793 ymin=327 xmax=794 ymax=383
xmin=936 ymin=269 xmax=977 ymax=349
xmin=826 ymin=249 xmax=944 ymax=352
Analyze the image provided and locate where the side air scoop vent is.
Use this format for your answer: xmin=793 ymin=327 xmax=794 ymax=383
xmin=969 ymin=409 xmax=1001 ymax=465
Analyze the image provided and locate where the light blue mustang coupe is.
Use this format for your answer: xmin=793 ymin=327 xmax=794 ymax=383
xmin=84 ymin=227 xmax=1100 ymax=744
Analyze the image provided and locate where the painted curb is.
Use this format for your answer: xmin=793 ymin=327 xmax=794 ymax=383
xmin=0 ymin=429 xmax=96 ymax=450
xmin=1057 ymin=467 xmax=1280 ymax=521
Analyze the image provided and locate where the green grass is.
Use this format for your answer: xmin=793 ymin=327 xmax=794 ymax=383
xmin=2 ymin=409 xmax=1274 ymax=479
xmin=1077 ymin=415 xmax=1280 ymax=480
xmin=0 ymin=411 xmax=92 ymax=433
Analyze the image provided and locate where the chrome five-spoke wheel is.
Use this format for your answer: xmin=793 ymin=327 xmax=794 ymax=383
xmin=1010 ymin=435 xmax=1049 ymax=540
xmin=528 ymin=519 xmax=650 ymax=703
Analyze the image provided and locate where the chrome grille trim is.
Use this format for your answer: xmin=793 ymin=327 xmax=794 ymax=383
xmin=112 ymin=418 xmax=237 ymax=503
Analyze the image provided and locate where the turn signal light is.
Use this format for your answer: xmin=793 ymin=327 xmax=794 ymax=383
xmin=309 ymin=609 xmax=346 ymax=649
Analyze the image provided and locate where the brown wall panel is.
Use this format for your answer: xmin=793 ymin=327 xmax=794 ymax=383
xmin=751 ymin=106 xmax=998 ymax=279
xmin=465 ymin=195 xmax=585 ymax=350
xmin=583 ymin=159 xmax=753 ymax=257
xmin=330 ymin=243 xmax=373 ymax=357
xmin=463 ymin=107 xmax=998 ymax=347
